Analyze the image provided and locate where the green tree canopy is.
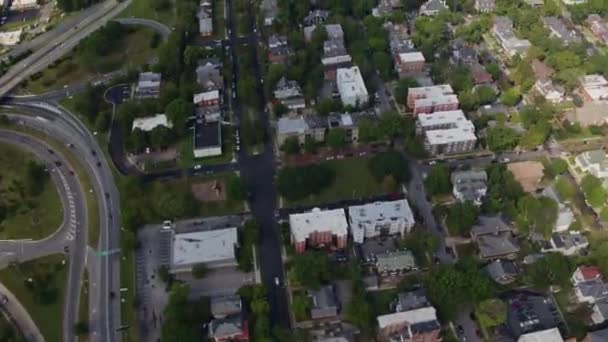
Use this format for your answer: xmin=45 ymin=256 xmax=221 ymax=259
xmin=424 ymin=165 xmax=451 ymax=196
xmin=446 ymin=201 xmax=479 ymax=236
xmin=486 ymin=125 xmax=519 ymax=152
xmin=581 ymin=174 xmax=607 ymax=208
xmin=290 ymin=251 xmax=331 ymax=289
xmin=475 ymin=299 xmax=506 ymax=329
xmin=277 ymin=164 xmax=336 ymax=201
xmin=516 ymin=195 xmax=558 ymax=238
xmin=327 ymin=128 xmax=347 ymax=149
xmin=368 ymin=150 xmax=409 ymax=183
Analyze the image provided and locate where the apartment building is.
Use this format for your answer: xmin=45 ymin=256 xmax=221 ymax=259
xmin=406 ymin=85 xmax=458 ymax=114
xmin=416 ymin=110 xmax=477 ymax=155
xmin=348 ymin=200 xmax=415 ymax=244
xmin=337 ymin=66 xmax=369 ymax=108
xmin=394 ymin=52 xmax=425 ymax=77
xmin=493 ymin=16 xmax=532 ymax=57
xmin=289 ymin=208 xmax=349 ymax=253
xmin=579 ymin=74 xmax=608 ymax=102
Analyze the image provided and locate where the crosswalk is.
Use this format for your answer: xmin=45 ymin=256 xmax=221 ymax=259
xmin=54 ymin=166 xmax=78 ymax=242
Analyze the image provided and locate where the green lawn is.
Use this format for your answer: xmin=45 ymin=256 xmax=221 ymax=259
xmin=0 ymin=254 xmax=67 ymax=342
xmin=285 ymin=157 xmax=386 ymax=207
xmin=118 ymin=0 xmax=175 ymax=26
xmin=24 ymin=27 xmax=159 ymax=94
xmin=120 ymin=249 xmax=138 ymax=342
xmin=214 ymin=0 xmax=226 ymax=39
xmin=0 ymin=315 xmax=20 ymax=341
xmin=178 ymin=125 xmax=235 ymax=168
xmin=0 ymin=142 xmax=63 ymax=240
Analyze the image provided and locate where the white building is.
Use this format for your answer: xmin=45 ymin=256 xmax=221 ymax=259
xmin=517 ymin=328 xmax=563 ymax=342
xmin=417 ymin=110 xmax=477 ymax=155
xmin=376 ymin=306 xmax=441 ymax=340
xmin=348 ymin=200 xmax=415 ymax=244
xmin=289 ymin=208 xmax=349 ymax=253
xmin=416 ymin=110 xmax=468 ymax=133
xmin=542 ymin=231 xmax=589 ymax=256
xmin=534 ymin=79 xmax=565 ymax=103
xmin=10 ymin=0 xmax=38 ymax=10
xmin=131 ymin=114 xmax=172 ymax=132
xmin=170 ymin=227 xmax=238 ymax=272
xmin=580 ymin=74 xmax=608 ymax=102
xmin=575 ymin=150 xmax=608 ymax=178
xmin=336 ymin=66 xmax=369 ymax=108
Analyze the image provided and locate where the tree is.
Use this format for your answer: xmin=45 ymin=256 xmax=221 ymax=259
xmin=165 ymin=99 xmax=194 ymax=136
xmin=581 ymin=174 xmax=607 ymax=208
xmin=500 ymin=88 xmax=521 ymax=106
xmin=542 ymin=158 xmax=568 ymax=180
xmin=485 ymin=63 xmax=501 ymax=80
xmin=486 ymin=125 xmax=519 ymax=152
xmin=273 ymin=103 xmax=289 ymax=117
xmin=446 ymin=201 xmax=479 ymax=236
xmin=280 ymin=137 xmax=300 ymax=155
xmin=290 ymin=251 xmax=331 ymax=289
xmin=357 ymin=118 xmax=382 ymax=143
xmin=303 ymin=136 xmax=318 ymax=154
xmin=73 ymin=321 xmax=89 ymax=336
xmin=277 ymin=165 xmax=336 ymax=201
xmin=316 ymin=98 xmax=341 ymax=116
xmin=378 ymin=111 xmax=412 ymax=140
xmin=149 ymin=126 xmax=174 ymax=149
xmin=524 ymin=252 xmax=575 ymax=290
xmin=327 ymin=128 xmax=347 ymax=149
xmin=395 ymin=77 xmax=419 ymax=106
xmin=547 ymin=50 xmax=582 ymax=71
xmin=368 ymin=150 xmax=409 ymax=183
xmin=161 ymin=284 xmax=203 ymax=342
xmin=516 ymin=195 xmax=558 ymax=238
xmin=227 ymin=176 xmax=248 ymax=201
xmin=475 ymin=299 xmax=506 ymax=330
xmin=555 ymin=176 xmax=575 ymax=201
xmin=191 ymin=263 xmax=208 ymax=279
xmin=425 ymin=165 xmax=451 ymax=196
xmin=292 ymin=293 xmax=310 ymax=321
xmin=382 ymin=175 xmax=398 ymax=193
xmin=475 ymin=86 xmax=497 ymax=105
xmin=400 ymin=229 xmax=440 ymax=266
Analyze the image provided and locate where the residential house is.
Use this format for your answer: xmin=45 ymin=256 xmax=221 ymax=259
xmin=194 ymin=90 xmax=222 ymax=121
xmin=260 ymin=0 xmax=277 ymax=26
xmin=575 ymin=150 xmax=608 ymax=178
xmin=197 ymin=1 xmax=213 ymax=37
xmin=208 ymin=316 xmax=249 ymax=342
xmin=394 ymin=52 xmax=426 ymax=77
xmin=504 ymin=290 xmax=563 ymax=338
xmin=268 ymin=34 xmax=291 ymax=64
xmin=336 ymin=66 xmax=368 ymax=108
xmin=470 ymin=215 xmax=520 ymax=260
xmin=579 ymin=74 xmax=608 ymax=102
xmin=322 ymin=39 xmax=353 ymax=80
xmin=376 ymin=307 xmax=441 ymax=342
xmin=373 ymin=0 xmax=403 ymax=17
xmin=484 ymin=259 xmax=520 ymax=285
xmin=360 ymin=238 xmax=400 ymax=265
xmin=386 ymin=23 xmax=415 ymax=58
xmin=493 ymin=16 xmax=532 ymax=57
xmin=416 ymin=110 xmax=468 ymax=133
xmin=542 ymin=231 xmax=589 ymax=256
xmin=531 ymin=59 xmax=555 ymax=81
xmin=289 ymin=208 xmax=349 ymax=253
xmin=170 ymin=227 xmax=238 ymax=272
xmin=393 ymin=289 xmax=430 ymax=312
xmin=273 ymin=77 xmax=305 ymax=110
xmin=534 ymin=78 xmax=566 ymax=103
xmin=193 ymin=119 xmax=222 ymax=158
xmin=375 ymin=250 xmax=417 ymax=276
xmin=309 ymin=285 xmax=340 ymax=320
xmin=303 ymin=9 xmax=330 ymax=26
xmin=304 ymin=23 xmax=344 ymax=42
xmin=134 ymin=72 xmax=161 ymax=99
xmin=211 ymin=295 xmax=243 ymax=319
xmin=277 ymin=115 xmax=326 ymax=146
xmin=326 ymin=110 xmax=376 ymax=143
xmin=583 ymin=328 xmax=608 ymax=342
xmin=587 ymin=14 xmax=608 ymax=44
xmin=507 ymin=161 xmax=545 ymax=193
xmin=591 ymin=299 xmax=608 ymax=324
xmin=196 ymin=59 xmax=224 ymax=91
xmin=419 ymin=0 xmax=448 ymax=16
xmin=543 ymin=16 xmax=581 ymax=45
xmin=523 ymin=0 xmax=544 ymax=7
xmin=451 ymin=169 xmax=488 ymax=205
xmin=541 ymin=186 xmax=574 ymax=232
xmin=9 ymin=0 xmax=38 ymax=11
xmin=131 ymin=114 xmax=172 ymax=132
xmin=450 ymin=39 xmax=478 ymax=65
xmin=471 ymin=63 xmax=494 ymax=85
xmin=518 ymin=328 xmax=564 ymax=342
xmin=571 ymin=266 xmax=608 ymax=304
xmin=348 ymin=200 xmax=415 ymax=244
xmin=475 ymin=0 xmax=495 ymax=13
xmin=407 ymin=85 xmax=459 ymax=114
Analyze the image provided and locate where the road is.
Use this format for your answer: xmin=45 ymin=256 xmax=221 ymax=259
xmin=0 ymin=282 xmax=44 ymax=342
xmin=0 ymin=127 xmax=88 ymax=342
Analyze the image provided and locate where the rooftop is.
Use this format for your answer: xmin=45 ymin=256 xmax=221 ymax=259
xmin=289 ymin=208 xmax=349 ymax=242
xmin=131 ymin=114 xmax=172 ymax=132
xmin=398 ymin=52 xmax=425 ymax=63
xmin=376 ymin=250 xmax=416 ymax=272
xmin=395 ymin=289 xmax=430 ymax=312
xmin=518 ymin=328 xmax=563 ymax=342
xmin=348 ymin=200 xmax=414 ymax=228
xmin=277 ymin=116 xmax=309 ymax=135
xmin=543 ymin=16 xmax=581 ymax=44
xmin=471 ymin=215 xmax=512 ymax=236
xmin=408 ymin=84 xmax=454 ymax=98
xmin=377 ymin=307 xmax=440 ymax=334
xmin=336 ymin=66 xmax=368 ymax=98
xmin=417 ymin=110 xmax=468 ymax=129
xmin=137 ymin=72 xmax=161 ymax=88
xmin=424 ymin=123 xmax=476 ymax=145
xmin=414 ymin=94 xmax=460 ymax=109
xmin=171 ymin=227 xmax=238 ymax=267
xmin=210 ymin=295 xmax=242 ymax=318
xmin=194 ymin=120 xmax=221 ymax=149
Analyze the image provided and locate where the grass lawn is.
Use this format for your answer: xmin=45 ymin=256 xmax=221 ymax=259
xmin=0 ymin=142 xmax=63 ymax=240
xmin=24 ymin=27 xmax=159 ymax=94
xmin=178 ymin=125 xmax=235 ymax=168
xmin=284 ymin=157 xmax=386 ymax=207
xmin=118 ymin=0 xmax=175 ymax=26
xmin=0 ymin=254 xmax=67 ymax=342
xmin=120 ymin=249 xmax=138 ymax=342
xmin=214 ymin=0 xmax=226 ymax=39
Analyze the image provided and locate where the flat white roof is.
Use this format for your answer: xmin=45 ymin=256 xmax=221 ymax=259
xmin=425 ymin=123 xmax=477 ymax=145
xmin=417 ymin=110 xmax=467 ymax=128
xmin=348 ymin=199 xmax=414 ymax=226
xmin=518 ymin=328 xmax=563 ymax=342
xmin=171 ymin=227 xmax=238 ymax=267
xmin=414 ymin=94 xmax=459 ymax=108
xmin=377 ymin=306 xmax=437 ymax=329
xmin=289 ymin=208 xmax=348 ymax=242
xmin=398 ymin=52 xmax=425 ymax=63
xmin=580 ymin=74 xmax=608 ymax=88
xmin=408 ymin=84 xmax=454 ymax=97
xmin=131 ymin=114 xmax=172 ymax=132
xmin=193 ymin=90 xmax=220 ymax=103
xmin=337 ymin=66 xmax=369 ymax=98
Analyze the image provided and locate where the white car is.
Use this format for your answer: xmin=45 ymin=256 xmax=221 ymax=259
xmin=274 ymin=277 xmax=280 ymax=286
xmin=162 ymin=220 xmax=173 ymax=230
xmin=193 ymin=164 xmax=202 ymax=170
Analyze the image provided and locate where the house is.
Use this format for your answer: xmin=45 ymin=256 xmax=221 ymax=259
xmin=424 ymin=120 xmax=477 ymax=155
xmin=507 ymin=161 xmax=545 ymax=193
xmin=304 ymin=23 xmax=344 ymax=42
xmin=131 ymin=114 xmax=172 ymax=132
xmin=289 ymin=208 xmax=349 ymax=253
xmin=471 ymin=64 xmax=494 ymax=85
xmin=451 ymin=169 xmax=488 ymax=205
xmin=575 ymin=150 xmax=608 ymax=178
xmin=416 ymin=110 xmax=468 ymax=133
xmin=571 ymin=266 xmax=608 ymax=304
xmin=273 ymin=77 xmax=305 ymax=110
xmin=376 ymin=307 xmax=441 ymax=342
xmin=393 ymin=289 xmax=430 ymax=312
xmin=504 ymin=290 xmax=563 ymax=338
xmin=587 ymin=14 xmax=608 ymax=44
xmin=134 ymin=72 xmax=161 ymax=99
xmin=336 ymin=66 xmax=369 ymax=108
xmin=394 ymin=52 xmax=425 ymax=77
xmin=309 ymin=285 xmax=340 ymax=320
xmin=523 ymin=0 xmax=544 ymax=6
xmin=475 ymin=0 xmax=495 ymax=12
xmin=419 ymin=0 xmax=448 ymax=16
xmin=209 ymin=316 xmax=249 ymax=342
xmin=386 ymin=23 xmax=415 ymax=57
xmin=591 ymin=299 xmax=608 ymax=324
xmin=277 ymin=115 xmax=326 ymax=146
xmin=450 ymin=40 xmax=478 ymax=65
xmin=268 ymin=34 xmax=292 ymax=64
xmin=170 ymin=227 xmax=238 ymax=273
xmin=542 ymin=186 xmax=574 ymax=232
xmin=211 ymin=295 xmax=243 ymax=319
xmin=322 ymin=39 xmax=353 ymax=80
xmin=583 ymin=328 xmax=608 ymax=342
xmin=193 ymin=119 xmax=222 ymax=158
xmin=542 ymin=231 xmax=589 ymax=256
xmin=260 ymin=0 xmax=277 ymax=26
xmin=579 ymin=74 xmax=608 ymax=102
xmin=470 ymin=216 xmax=520 ymax=260
xmin=326 ymin=112 xmax=369 ymax=143
xmin=531 ymin=59 xmax=555 ymax=81
xmin=9 ymin=0 xmax=38 ymax=11
xmin=375 ymin=250 xmax=417 ymax=276
xmin=194 ymin=90 xmax=221 ymax=107
xmin=348 ymin=200 xmax=415 ymax=244
xmin=407 ymin=85 xmax=459 ymax=114
xmin=543 ymin=16 xmax=581 ymax=45
xmin=484 ymin=259 xmax=520 ymax=285
xmin=518 ymin=328 xmax=563 ymax=342
xmin=493 ymin=17 xmax=532 ymax=57
xmin=534 ymin=78 xmax=566 ymax=103
xmin=373 ymin=0 xmax=402 ymax=17
xmin=196 ymin=59 xmax=224 ymax=91
xmin=197 ymin=1 xmax=213 ymax=37
xmin=303 ymin=9 xmax=330 ymax=26
xmin=360 ymin=238 xmax=400 ymax=265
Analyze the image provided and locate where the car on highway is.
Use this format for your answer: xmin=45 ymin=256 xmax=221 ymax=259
xmin=274 ymin=277 xmax=280 ymax=286
xmin=193 ymin=164 xmax=202 ymax=170
xmin=162 ymin=220 xmax=173 ymax=230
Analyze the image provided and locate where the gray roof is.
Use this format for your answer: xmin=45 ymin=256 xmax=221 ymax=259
xmin=305 ymin=115 xmax=328 ymax=130
xmin=376 ymin=250 xmax=416 ymax=272
xmin=577 ymin=280 xmax=608 ymax=301
xmin=586 ymin=327 xmax=608 ymax=341
xmin=194 ymin=119 xmax=221 ymax=149
xmin=210 ymin=295 xmax=242 ymax=318
xmin=451 ymin=169 xmax=488 ymax=203
xmin=484 ymin=259 xmax=519 ymax=284
xmin=196 ymin=59 xmax=223 ymax=91
xmin=551 ymin=231 xmax=588 ymax=250
xmin=303 ymin=9 xmax=330 ymax=26
xmin=209 ymin=316 xmax=243 ymax=338
xmin=395 ymin=289 xmax=430 ymax=312
xmin=477 ymin=234 xmax=520 ymax=259
xmin=309 ymin=285 xmax=339 ymax=319
xmin=260 ymin=0 xmax=277 ymax=18
xmin=471 ymin=216 xmax=512 ymax=236
xmin=277 ymin=116 xmax=308 ymax=135
xmin=421 ymin=0 xmax=447 ymax=12
xmin=543 ymin=16 xmax=581 ymax=44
